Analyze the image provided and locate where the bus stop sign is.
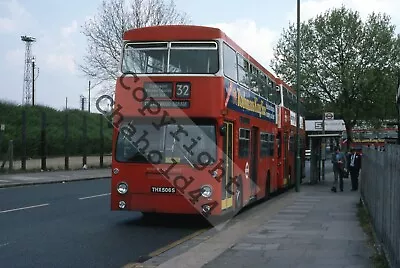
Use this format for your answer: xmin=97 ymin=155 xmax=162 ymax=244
xmin=324 ymin=112 xmax=334 ymax=120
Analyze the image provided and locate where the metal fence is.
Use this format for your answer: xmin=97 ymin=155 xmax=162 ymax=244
xmin=0 ymin=104 xmax=113 ymax=172
xmin=360 ymin=144 xmax=400 ymax=268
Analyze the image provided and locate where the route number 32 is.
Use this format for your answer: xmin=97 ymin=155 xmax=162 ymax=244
xmin=176 ymin=83 xmax=191 ymax=98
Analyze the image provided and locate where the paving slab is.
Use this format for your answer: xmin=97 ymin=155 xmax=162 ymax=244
xmin=0 ymin=155 xmax=111 ymax=171
xmin=200 ymin=175 xmax=374 ymax=268
xmin=0 ymin=168 xmax=111 ymax=188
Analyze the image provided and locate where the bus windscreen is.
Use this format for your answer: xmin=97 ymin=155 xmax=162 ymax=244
xmin=121 ymin=41 xmax=219 ymax=74
xmin=115 ymin=122 xmax=217 ymax=165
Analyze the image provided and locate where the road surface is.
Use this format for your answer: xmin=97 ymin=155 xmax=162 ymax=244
xmin=0 ymin=179 xmax=207 ymax=267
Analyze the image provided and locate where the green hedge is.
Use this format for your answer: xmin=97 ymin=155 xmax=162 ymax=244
xmin=0 ymin=101 xmax=113 ymax=158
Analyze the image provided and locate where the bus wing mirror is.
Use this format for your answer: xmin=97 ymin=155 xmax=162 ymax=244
xmin=219 ymin=125 xmax=226 ymax=136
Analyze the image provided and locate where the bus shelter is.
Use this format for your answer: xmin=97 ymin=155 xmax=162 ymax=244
xmin=307 ymin=133 xmax=342 ymax=184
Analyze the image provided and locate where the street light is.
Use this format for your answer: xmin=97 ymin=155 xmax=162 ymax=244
xmin=32 ymin=57 xmax=35 ymax=106
xmin=396 ymin=92 xmax=400 ymax=145
xmin=295 ymin=0 xmax=301 ymax=192
xmin=31 ymin=57 xmax=39 ymax=106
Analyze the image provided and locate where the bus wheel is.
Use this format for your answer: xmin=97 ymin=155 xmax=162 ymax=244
xmin=235 ymin=177 xmax=243 ymax=213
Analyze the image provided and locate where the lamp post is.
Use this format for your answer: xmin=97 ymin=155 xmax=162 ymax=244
xmin=295 ymin=0 xmax=301 ymax=192
xmin=32 ymin=57 xmax=35 ymax=106
xmin=88 ymin=80 xmax=91 ymax=113
xmin=396 ymin=73 xmax=400 ymax=145
xmin=396 ymin=96 xmax=400 ymax=145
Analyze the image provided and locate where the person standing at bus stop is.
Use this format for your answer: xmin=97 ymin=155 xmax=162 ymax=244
xmin=347 ymin=148 xmax=362 ymax=191
xmin=331 ymin=146 xmax=346 ymax=192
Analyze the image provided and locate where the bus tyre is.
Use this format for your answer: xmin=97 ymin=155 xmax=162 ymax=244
xmin=235 ymin=177 xmax=243 ymax=213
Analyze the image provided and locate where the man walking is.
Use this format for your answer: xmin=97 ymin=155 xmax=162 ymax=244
xmin=347 ymin=148 xmax=362 ymax=191
xmin=331 ymin=146 xmax=346 ymax=192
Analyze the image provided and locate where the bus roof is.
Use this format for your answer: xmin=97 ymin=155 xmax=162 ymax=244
xmin=123 ymin=25 xmax=277 ymax=81
xmin=123 ymin=25 xmax=222 ymax=42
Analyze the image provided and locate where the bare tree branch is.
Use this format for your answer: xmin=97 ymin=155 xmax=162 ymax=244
xmin=78 ymin=0 xmax=190 ymax=95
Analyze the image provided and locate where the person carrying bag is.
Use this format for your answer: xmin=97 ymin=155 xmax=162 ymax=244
xmin=331 ymin=146 xmax=347 ymax=192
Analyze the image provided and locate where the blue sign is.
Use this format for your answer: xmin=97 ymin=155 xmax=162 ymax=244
xmin=224 ymin=79 xmax=276 ymax=123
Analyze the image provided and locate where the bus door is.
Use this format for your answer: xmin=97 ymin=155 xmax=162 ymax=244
xmin=283 ymin=132 xmax=289 ymax=186
xmin=250 ymin=126 xmax=259 ymax=196
xmin=221 ymin=121 xmax=233 ymax=210
xmin=276 ymin=132 xmax=282 ymax=185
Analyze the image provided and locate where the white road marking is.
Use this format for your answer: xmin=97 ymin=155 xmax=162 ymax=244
xmin=78 ymin=193 xmax=110 ymax=200
xmin=0 ymin=180 xmax=10 ymax=182
xmin=0 ymin=243 xmax=9 ymax=247
xmin=0 ymin=203 xmax=49 ymax=214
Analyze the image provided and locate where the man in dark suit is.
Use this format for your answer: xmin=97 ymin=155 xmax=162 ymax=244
xmin=331 ymin=146 xmax=347 ymax=192
xmin=347 ymin=148 xmax=362 ymax=191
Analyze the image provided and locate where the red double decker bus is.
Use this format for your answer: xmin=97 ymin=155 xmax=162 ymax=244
xmin=275 ymin=79 xmax=306 ymax=187
xmin=109 ymin=25 xmax=306 ymax=218
xmin=342 ymin=127 xmax=398 ymax=150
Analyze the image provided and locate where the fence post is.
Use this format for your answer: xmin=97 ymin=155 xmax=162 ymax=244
xmin=21 ymin=109 xmax=27 ymax=170
xmin=41 ymin=111 xmax=47 ymax=171
xmin=100 ymin=115 xmax=104 ymax=168
xmin=82 ymin=114 xmax=87 ymax=167
xmin=8 ymin=140 xmax=13 ymax=172
xmin=64 ymin=112 xmax=69 ymax=170
xmin=0 ymin=125 xmax=3 ymax=160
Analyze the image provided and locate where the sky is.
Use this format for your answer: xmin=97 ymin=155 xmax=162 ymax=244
xmin=1 ymin=0 xmax=400 ymax=112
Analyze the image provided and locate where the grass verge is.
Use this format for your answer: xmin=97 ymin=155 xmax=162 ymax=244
xmin=356 ymin=199 xmax=390 ymax=268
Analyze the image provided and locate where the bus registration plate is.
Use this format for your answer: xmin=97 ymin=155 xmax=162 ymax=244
xmin=151 ymin=186 xmax=176 ymax=193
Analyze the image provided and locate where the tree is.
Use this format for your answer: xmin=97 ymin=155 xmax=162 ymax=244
xmin=271 ymin=6 xmax=400 ymax=146
xmin=79 ymin=0 xmax=190 ymax=93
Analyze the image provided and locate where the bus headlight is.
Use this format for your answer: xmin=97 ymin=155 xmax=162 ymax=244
xmin=200 ymin=185 xmax=212 ymax=198
xmin=117 ymin=182 xmax=128 ymax=194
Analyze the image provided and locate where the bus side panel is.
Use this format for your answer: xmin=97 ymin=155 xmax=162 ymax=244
xmin=288 ymin=134 xmax=295 ymax=187
xmin=270 ymin=134 xmax=279 ymax=193
xmin=258 ymin=149 xmax=268 ymax=199
xmin=276 ymin=130 xmax=285 ymax=190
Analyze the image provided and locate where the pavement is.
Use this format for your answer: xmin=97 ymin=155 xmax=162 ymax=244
xmin=0 ymin=179 xmax=207 ymax=268
xmin=0 ymin=168 xmax=111 ymax=188
xmin=0 ymin=155 xmax=112 ymax=172
xmin=138 ymin=171 xmax=375 ymax=268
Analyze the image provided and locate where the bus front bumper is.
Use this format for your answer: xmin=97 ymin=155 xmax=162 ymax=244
xmin=111 ymin=192 xmax=219 ymax=215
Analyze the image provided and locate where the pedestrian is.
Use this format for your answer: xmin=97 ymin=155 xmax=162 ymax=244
xmin=331 ymin=146 xmax=347 ymax=192
xmin=347 ymin=148 xmax=362 ymax=191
